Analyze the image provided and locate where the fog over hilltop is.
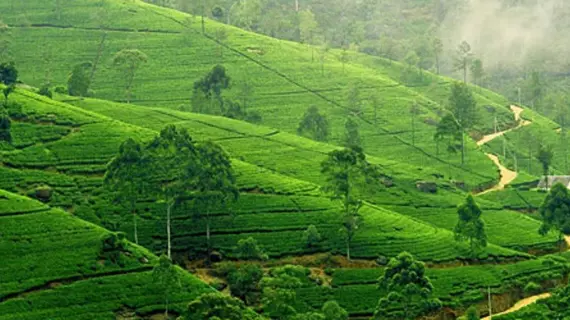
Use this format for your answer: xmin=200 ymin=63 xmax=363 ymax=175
xmin=441 ymin=0 xmax=569 ymax=71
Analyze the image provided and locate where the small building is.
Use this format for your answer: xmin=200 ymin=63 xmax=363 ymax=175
xmin=537 ymin=176 xmax=570 ymax=190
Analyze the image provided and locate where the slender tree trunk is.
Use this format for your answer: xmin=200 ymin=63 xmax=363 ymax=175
xmin=461 ymin=131 xmax=465 ymax=165
xmin=346 ymin=235 xmax=350 ymax=261
xmin=132 ymin=208 xmax=139 ymax=245
xmin=167 ymin=201 xmax=172 ymax=259
xmin=206 ymin=210 xmax=211 ymax=264
xmin=165 ymin=296 xmax=169 ymax=317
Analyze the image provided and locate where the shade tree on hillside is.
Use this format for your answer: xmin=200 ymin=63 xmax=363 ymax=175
xmin=112 ymin=49 xmax=148 ymax=103
xmin=2 ymin=84 xmax=14 ymax=106
xmin=226 ymin=263 xmax=264 ymax=305
xmin=152 ymin=255 xmax=181 ymax=318
xmin=454 ymin=195 xmax=487 ymax=255
xmin=321 ymin=146 xmax=380 ymax=260
xmin=192 ymin=64 xmax=231 ymax=115
xmin=470 ymin=58 xmax=485 ymax=88
xmin=434 ymin=114 xmax=462 ymax=156
xmin=322 ymin=301 xmax=348 ymax=320
xmin=0 ymin=108 xmax=11 ymax=144
xmin=104 ymin=138 xmax=148 ymax=245
xmin=145 ymin=125 xmax=199 ymax=259
xmin=343 ymin=117 xmax=361 ymax=149
xmin=538 ymin=183 xmax=570 ymax=252
xmin=236 ymin=237 xmax=268 ymax=260
xmin=193 ymin=141 xmax=239 ymax=263
xmin=446 ymin=82 xmax=478 ymax=165
xmin=297 ymin=105 xmax=329 ymax=142
xmin=67 ymin=62 xmax=92 ymax=97
xmin=454 ymin=41 xmax=473 ymax=84
xmin=538 ymin=145 xmax=554 ymax=189
xmin=374 ymin=252 xmax=441 ymax=320
xmin=461 ymin=306 xmax=480 ymax=320
xmin=432 ymin=38 xmax=443 ymax=75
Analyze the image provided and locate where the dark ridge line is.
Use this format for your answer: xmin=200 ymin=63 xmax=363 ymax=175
xmin=166 ymin=207 xmax=333 ymax=221
xmin=0 ymin=207 xmax=51 ymax=218
xmin=143 ymin=8 xmax=495 ymax=182
xmin=0 ymin=266 xmax=153 ymax=303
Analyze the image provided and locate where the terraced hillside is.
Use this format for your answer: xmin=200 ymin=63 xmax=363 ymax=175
xmin=0 ymin=189 xmax=214 ymax=319
xmin=2 ymin=88 xmax=544 ymax=263
xmin=0 ymin=0 xmax=521 ymax=192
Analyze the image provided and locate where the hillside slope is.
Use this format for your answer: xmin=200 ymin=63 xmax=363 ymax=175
xmin=0 ymin=0 xmax=521 ymax=192
xmin=0 ymin=189 xmax=214 ymax=319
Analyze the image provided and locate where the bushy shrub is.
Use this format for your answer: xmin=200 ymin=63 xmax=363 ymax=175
xmin=54 ymin=85 xmax=67 ymax=94
xmin=524 ymin=281 xmax=542 ymax=295
xmin=235 ymin=237 xmax=268 ymax=260
xmin=38 ymin=85 xmax=52 ymax=98
xmin=303 ymin=225 xmax=322 ymax=248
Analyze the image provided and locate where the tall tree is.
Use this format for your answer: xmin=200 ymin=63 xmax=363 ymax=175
xmin=470 ymin=58 xmax=485 ymax=88
xmin=432 ymin=38 xmax=443 ymax=75
xmin=145 ymin=125 xmax=198 ymax=259
xmin=448 ymin=82 xmax=478 ymax=165
xmin=193 ymin=141 xmax=239 ymax=263
xmin=67 ymin=62 xmax=92 ymax=97
xmin=344 ymin=117 xmax=361 ymax=149
xmin=299 ymin=9 xmax=318 ymax=60
xmin=454 ymin=195 xmax=487 ymax=254
xmin=525 ymin=71 xmax=543 ymax=109
xmin=464 ymin=306 xmax=480 ymax=320
xmin=104 ymin=138 xmax=147 ymax=245
xmin=2 ymin=85 xmax=14 ymax=106
xmin=192 ymin=64 xmax=231 ymax=115
xmin=321 ymin=147 xmax=379 ymax=260
xmin=410 ymin=102 xmax=419 ymax=146
xmin=538 ymin=145 xmax=554 ymax=190
xmin=434 ymin=114 xmax=462 ymax=156
xmin=346 ymin=84 xmax=362 ymax=114
xmin=454 ymin=41 xmax=472 ymax=83
xmin=538 ymin=183 xmax=570 ymax=252
xmin=153 ymin=255 xmax=181 ymax=318
xmin=112 ymin=49 xmax=148 ymax=103
xmin=375 ymin=252 xmax=440 ymax=320
xmin=297 ymin=105 xmax=330 ymax=142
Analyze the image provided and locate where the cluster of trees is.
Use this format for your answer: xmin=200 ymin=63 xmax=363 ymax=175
xmin=191 ymin=64 xmax=261 ymax=123
xmin=538 ymin=183 xmax=570 ymax=252
xmin=104 ymin=125 xmax=238 ymax=260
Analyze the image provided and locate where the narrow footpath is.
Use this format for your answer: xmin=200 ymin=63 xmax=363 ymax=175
xmin=476 ymin=106 xmax=531 ymax=195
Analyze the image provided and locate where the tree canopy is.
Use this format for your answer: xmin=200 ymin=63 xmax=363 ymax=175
xmin=454 ymin=195 xmax=487 ymax=254
xmin=538 ymin=183 xmax=570 ymax=252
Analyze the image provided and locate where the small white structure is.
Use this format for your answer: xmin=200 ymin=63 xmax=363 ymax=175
xmin=537 ymin=176 xmax=570 ymax=190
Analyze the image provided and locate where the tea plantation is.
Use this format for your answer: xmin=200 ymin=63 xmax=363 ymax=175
xmin=2 ymin=0 xmax=570 ymax=319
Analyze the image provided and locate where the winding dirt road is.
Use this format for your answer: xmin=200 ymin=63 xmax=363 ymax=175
xmin=476 ymin=106 xmax=531 ymax=195
xmin=481 ymin=293 xmax=551 ymax=320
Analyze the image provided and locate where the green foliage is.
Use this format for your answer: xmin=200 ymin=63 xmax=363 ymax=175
xmin=464 ymin=306 xmax=480 ymax=320
xmin=186 ymin=293 xmax=259 ymax=320
xmin=104 ymin=138 xmax=148 ymax=244
xmin=303 ymin=225 xmax=322 ymax=248
xmin=0 ymin=108 xmax=11 ymax=143
xmin=100 ymin=232 xmax=128 ymax=265
xmin=236 ymin=237 xmax=268 ymax=260
xmin=227 ymin=263 xmax=263 ymax=304
xmin=537 ymin=145 xmax=554 ymax=180
xmin=38 ymin=84 xmax=53 ymax=98
xmin=192 ymin=64 xmax=231 ymax=115
xmin=343 ymin=117 xmax=361 ymax=149
xmin=260 ymin=265 xmax=310 ymax=319
xmin=0 ymin=61 xmax=17 ymax=85
xmin=449 ymin=82 xmax=478 ymax=130
xmin=153 ymin=255 xmax=181 ymax=317
xmin=375 ymin=252 xmax=441 ymax=320
xmin=112 ymin=49 xmax=148 ymax=103
xmin=524 ymin=281 xmax=541 ymax=295
xmin=538 ymin=183 xmax=570 ymax=251
xmin=321 ymin=147 xmax=379 ymax=260
xmin=454 ymin=41 xmax=472 ymax=83
xmin=454 ymin=195 xmax=487 ymax=254
xmin=297 ymin=105 xmax=329 ymax=142
xmin=434 ymin=114 xmax=461 ymax=155
xmin=67 ymin=62 xmax=92 ymax=97
xmin=322 ymin=301 xmax=348 ymax=320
